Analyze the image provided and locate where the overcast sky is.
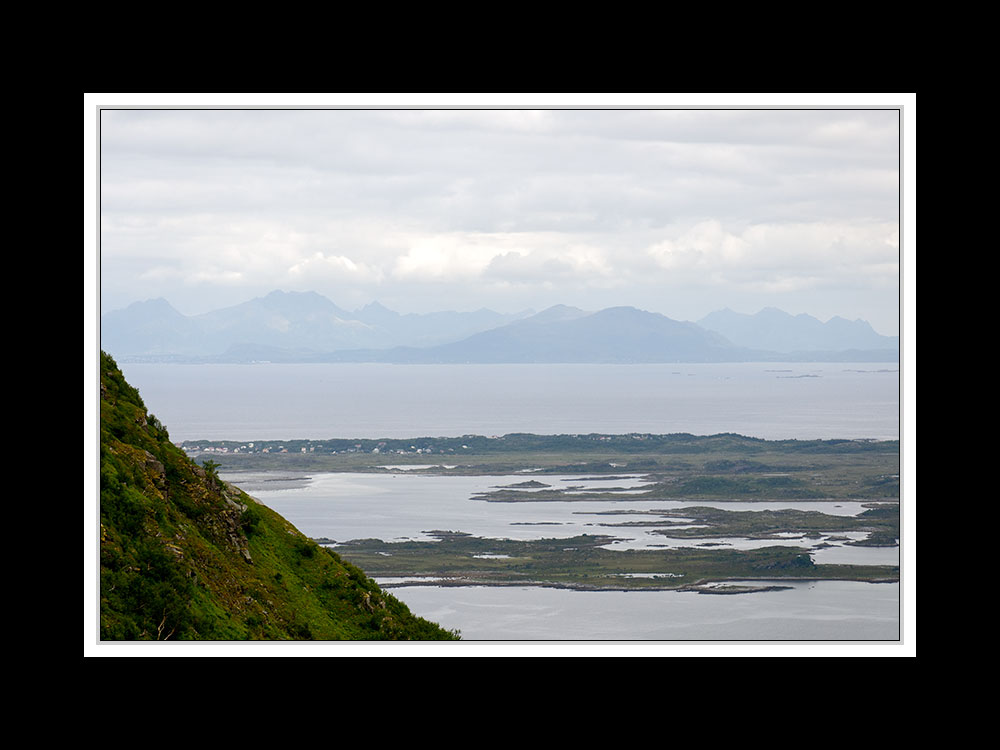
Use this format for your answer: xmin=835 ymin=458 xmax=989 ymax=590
xmin=95 ymin=97 xmax=906 ymax=335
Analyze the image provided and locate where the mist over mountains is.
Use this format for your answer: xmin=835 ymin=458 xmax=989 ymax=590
xmin=101 ymin=290 xmax=899 ymax=364
xmin=697 ymin=307 xmax=899 ymax=353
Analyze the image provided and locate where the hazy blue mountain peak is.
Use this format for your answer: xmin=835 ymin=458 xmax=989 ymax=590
xmin=526 ymin=304 xmax=590 ymax=321
xmin=354 ymin=300 xmax=401 ymax=322
xmin=598 ymin=305 xmax=654 ymax=315
xmin=120 ymin=297 xmax=183 ymax=316
xmin=100 ymin=297 xmax=186 ymax=327
xmin=254 ymin=289 xmax=348 ymax=315
xmin=100 ymin=292 xmax=897 ymax=363
xmin=756 ymin=306 xmax=794 ymax=319
xmin=698 ymin=306 xmax=896 ymax=353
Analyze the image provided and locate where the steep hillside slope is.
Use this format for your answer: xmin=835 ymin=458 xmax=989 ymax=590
xmin=98 ymin=351 xmax=459 ymax=641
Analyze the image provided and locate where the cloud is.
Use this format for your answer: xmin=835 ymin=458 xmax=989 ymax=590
xmin=484 ymin=244 xmax=614 ymax=283
xmin=288 ymin=252 xmax=385 ymax=283
xmin=647 ymin=219 xmax=899 ymax=291
xmin=807 ymin=116 xmax=899 ymax=149
xmin=391 ymin=234 xmax=500 ymax=280
xmin=387 ymin=228 xmax=619 ymax=289
xmin=97 ymin=106 xmax=902 ymax=330
xmin=647 ymin=220 xmax=749 ymax=270
xmin=484 ymin=252 xmax=572 ymax=281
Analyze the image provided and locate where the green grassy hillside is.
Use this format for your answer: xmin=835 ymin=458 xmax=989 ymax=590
xmin=98 ymin=351 xmax=459 ymax=641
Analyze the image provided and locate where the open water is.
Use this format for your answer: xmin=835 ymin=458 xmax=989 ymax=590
xmin=229 ymin=470 xmax=900 ymax=566
xmin=222 ymin=468 xmax=901 ymax=641
xmin=118 ymin=362 xmax=900 ymax=442
xmin=117 ymin=361 xmax=904 ymax=643
xmin=384 ymin=581 xmax=900 ymax=642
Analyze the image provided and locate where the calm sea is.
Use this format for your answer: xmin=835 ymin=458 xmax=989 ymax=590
xmin=117 ymin=362 xmax=900 ymax=442
xmin=115 ymin=361 xmax=903 ymax=643
xmin=384 ymin=581 xmax=901 ymax=642
xmin=224 ymin=468 xmax=902 ymax=641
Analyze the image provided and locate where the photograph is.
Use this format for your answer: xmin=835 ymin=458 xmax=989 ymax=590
xmin=86 ymin=94 xmax=913 ymax=655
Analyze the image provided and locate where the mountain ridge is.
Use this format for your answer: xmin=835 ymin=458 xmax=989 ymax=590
xmin=697 ymin=306 xmax=898 ymax=353
xmin=101 ymin=290 xmax=531 ymax=358
xmin=401 ymin=305 xmax=744 ymax=363
xmin=101 ymin=290 xmax=899 ymax=364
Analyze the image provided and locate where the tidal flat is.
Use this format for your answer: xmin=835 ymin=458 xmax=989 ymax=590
xmin=211 ymin=433 xmax=901 ymax=593
xmin=331 ymin=531 xmax=898 ymax=592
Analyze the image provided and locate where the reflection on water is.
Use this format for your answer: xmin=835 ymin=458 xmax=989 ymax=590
xmin=224 ymin=469 xmax=900 ymax=641
xmin=385 ymin=581 xmax=900 ymax=641
xmin=227 ymin=470 xmax=898 ymax=567
xmin=125 ymin=359 xmax=901 ymax=643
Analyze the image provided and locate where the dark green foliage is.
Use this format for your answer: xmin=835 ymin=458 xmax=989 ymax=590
xmin=293 ymin=538 xmax=318 ymax=559
xmin=101 ymin=537 xmax=197 ymax=640
xmin=240 ymin=503 xmax=263 ymax=537
xmin=98 ymin=351 xmax=459 ymax=641
xmin=202 ymin=459 xmax=221 ymax=481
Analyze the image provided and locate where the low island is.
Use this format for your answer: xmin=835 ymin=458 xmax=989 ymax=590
xmin=186 ymin=432 xmax=901 ymax=593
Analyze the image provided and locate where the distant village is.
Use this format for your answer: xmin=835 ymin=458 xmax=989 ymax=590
xmin=181 ymin=438 xmax=486 ymax=457
xmin=179 ymin=432 xmax=708 ymax=459
xmin=179 ymin=432 xmax=893 ymax=461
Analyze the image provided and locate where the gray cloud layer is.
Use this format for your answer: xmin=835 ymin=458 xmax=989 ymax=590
xmin=99 ymin=106 xmax=901 ymax=334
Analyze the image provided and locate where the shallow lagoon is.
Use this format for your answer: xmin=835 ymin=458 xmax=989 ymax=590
xmin=124 ymin=360 xmax=902 ymax=643
xmin=225 ymin=469 xmax=901 ymax=641
xmin=228 ymin=470 xmax=897 ymax=565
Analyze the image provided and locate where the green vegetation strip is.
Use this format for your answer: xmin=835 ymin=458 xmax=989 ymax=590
xmin=190 ymin=429 xmax=899 ymax=594
xmin=330 ymin=532 xmax=898 ymax=593
xmin=177 ymin=396 xmax=900 ymax=599
xmin=591 ymin=504 xmax=899 ymax=544
xmin=199 ymin=432 xmax=899 ymax=503
xmin=100 ymin=352 xmax=459 ymax=641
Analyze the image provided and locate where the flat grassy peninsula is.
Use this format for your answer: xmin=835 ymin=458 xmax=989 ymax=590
xmin=188 ymin=431 xmax=899 ymax=504
xmin=191 ymin=432 xmax=901 ymax=592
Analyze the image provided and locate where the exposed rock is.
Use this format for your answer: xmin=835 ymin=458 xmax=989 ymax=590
xmin=143 ymin=450 xmax=167 ymax=489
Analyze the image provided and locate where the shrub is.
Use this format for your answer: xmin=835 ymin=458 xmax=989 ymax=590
xmin=241 ymin=504 xmax=263 ymax=537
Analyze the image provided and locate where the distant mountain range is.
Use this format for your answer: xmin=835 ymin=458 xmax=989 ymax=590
xmin=100 ymin=290 xmax=899 ymax=364
xmin=697 ymin=307 xmax=899 ymax=354
xmin=100 ymin=290 xmax=531 ymax=359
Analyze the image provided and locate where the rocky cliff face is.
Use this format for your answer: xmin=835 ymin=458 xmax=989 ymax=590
xmin=98 ymin=351 xmax=459 ymax=641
